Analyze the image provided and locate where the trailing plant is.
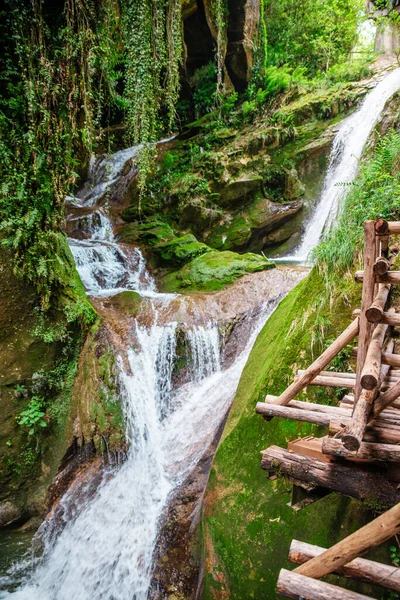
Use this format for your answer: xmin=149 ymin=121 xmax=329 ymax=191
xmin=121 ymin=0 xmax=183 ymax=190
xmin=0 ymin=0 xmax=120 ymax=309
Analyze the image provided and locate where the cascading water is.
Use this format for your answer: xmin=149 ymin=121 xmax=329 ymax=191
xmin=0 ymin=135 xmax=298 ymax=599
xmin=280 ymin=67 xmax=400 ymax=263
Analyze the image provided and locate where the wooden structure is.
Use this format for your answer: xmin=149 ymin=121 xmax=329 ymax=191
xmin=256 ymin=219 xmax=400 ymax=598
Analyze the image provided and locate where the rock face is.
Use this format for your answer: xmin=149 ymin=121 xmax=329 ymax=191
xmin=182 ymin=0 xmax=260 ymax=90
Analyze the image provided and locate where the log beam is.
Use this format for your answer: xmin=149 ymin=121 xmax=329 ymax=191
xmin=289 ymin=540 xmax=400 ymax=592
xmin=360 ymin=320 xmax=391 ymax=390
xmin=322 ymin=437 xmax=400 ymax=463
xmin=355 ymin=271 xmax=400 ymax=284
xmin=375 ymin=219 xmax=400 ymax=235
xmin=374 ymin=256 xmax=390 ymax=276
xmin=261 ymin=445 xmax=400 ymax=505
xmin=352 ymin=347 xmax=400 ymax=369
xmin=277 ymin=569 xmax=373 ymax=600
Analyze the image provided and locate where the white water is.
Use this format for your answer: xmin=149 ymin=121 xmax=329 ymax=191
xmin=281 ymin=67 xmax=400 ymax=263
xmin=0 ymin=299 xmax=278 ymax=599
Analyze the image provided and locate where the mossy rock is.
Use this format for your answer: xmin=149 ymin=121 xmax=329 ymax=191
xmin=117 ymin=219 xmax=176 ymax=246
xmin=161 ymin=250 xmax=275 ymax=293
xmin=156 ymin=234 xmax=212 ymax=267
xmin=107 ymin=291 xmax=143 ymax=314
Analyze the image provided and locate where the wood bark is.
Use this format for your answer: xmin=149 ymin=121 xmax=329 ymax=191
xmin=261 ymin=445 xmax=400 ymax=504
xmin=330 ymin=421 xmax=400 ymax=445
xmin=374 ymin=256 xmax=390 ymax=276
xmin=256 ymin=403 xmax=337 ymax=426
xmin=263 ymin=318 xmax=359 ymax=416
xmin=289 ymin=540 xmax=400 ymax=592
xmin=352 ymin=347 xmax=400 ymax=369
xmin=293 ymin=500 xmax=400 ymax=579
xmin=277 ymin=569 xmax=373 ymax=600
xmin=355 ymin=271 xmax=400 ymax=284
xmin=360 ymin=320 xmax=390 ymax=390
xmin=365 ymin=283 xmax=391 ymax=322
xmin=372 ymin=379 xmax=400 ymax=419
xmin=322 ymin=437 xmax=400 ymax=463
xmin=375 ymin=220 xmax=400 ymax=235
xmin=354 ymin=221 xmax=377 ymax=408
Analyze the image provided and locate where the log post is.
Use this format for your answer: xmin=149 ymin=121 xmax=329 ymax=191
xmin=289 ymin=539 xmax=400 ymax=592
xmin=293 ymin=501 xmax=400 ymax=580
xmin=376 ymin=220 xmax=400 ymax=235
xmin=365 ymin=283 xmax=391 ymax=323
xmin=263 ymin=318 xmax=359 ymax=416
xmin=277 ymin=569 xmax=373 ymax=600
xmin=354 ymin=220 xmax=377 ymax=408
xmin=373 ymin=378 xmax=400 ymax=419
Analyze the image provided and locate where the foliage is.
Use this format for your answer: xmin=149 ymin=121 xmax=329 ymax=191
xmin=262 ymin=0 xmax=364 ymax=76
xmin=121 ymin=0 xmax=183 ymax=190
xmin=17 ymin=397 xmax=47 ymax=436
xmin=0 ymin=0 xmax=120 ymax=309
xmin=192 ymin=63 xmax=218 ymax=119
xmin=315 ymin=130 xmax=400 ymax=279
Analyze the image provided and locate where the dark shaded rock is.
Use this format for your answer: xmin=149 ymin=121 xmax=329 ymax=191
xmin=216 ymin=174 xmax=263 ymax=207
xmin=0 ymin=501 xmax=23 ymax=527
xmin=178 ymin=198 xmax=222 ymax=235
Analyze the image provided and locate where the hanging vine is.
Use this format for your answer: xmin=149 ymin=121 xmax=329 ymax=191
xmin=121 ymin=0 xmax=182 ymax=191
xmin=0 ymin=0 xmax=119 ymax=308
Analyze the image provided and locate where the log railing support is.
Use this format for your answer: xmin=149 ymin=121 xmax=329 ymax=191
xmin=263 ymin=318 xmax=359 ymax=417
xmin=365 ymin=283 xmax=391 ymax=323
xmin=289 ymin=539 xmax=400 ymax=592
xmin=277 ymin=569 xmax=373 ymax=600
xmin=293 ymin=501 xmax=400 ymax=580
xmin=322 ymin=437 xmax=400 ymax=463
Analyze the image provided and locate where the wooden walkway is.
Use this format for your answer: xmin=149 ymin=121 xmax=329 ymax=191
xmin=257 ymin=219 xmax=400 ymax=598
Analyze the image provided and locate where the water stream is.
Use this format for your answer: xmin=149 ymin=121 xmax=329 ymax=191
xmin=0 ymin=147 xmax=288 ymax=599
xmin=278 ymin=67 xmax=400 ymax=263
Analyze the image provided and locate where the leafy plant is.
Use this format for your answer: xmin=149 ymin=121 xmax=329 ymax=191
xmin=17 ymin=397 xmax=47 ymax=436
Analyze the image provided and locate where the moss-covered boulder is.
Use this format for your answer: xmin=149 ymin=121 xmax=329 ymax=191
xmin=107 ymin=291 xmax=143 ymax=314
xmin=216 ymin=174 xmax=263 ymax=208
xmin=162 ymin=250 xmax=275 ymax=292
xmin=117 ymin=219 xmax=175 ymax=246
xmin=206 ymin=198 xmax=303 ymax=252
xmin=156 ymin=234 xmax=212 ymax=267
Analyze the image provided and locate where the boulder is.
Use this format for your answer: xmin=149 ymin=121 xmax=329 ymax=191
xmin=116 ymin=219 xmax=176 ymax=246
xmin=161 ymin=250 xmax=274 ymax=293
xmin=217 ymin=174 xmax=263 ymax=207
xmin=156 ymin=234 xmax=212 ymax=267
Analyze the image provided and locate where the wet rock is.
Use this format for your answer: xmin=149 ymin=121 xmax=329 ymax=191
xmin=178 ymin=198 xmax=222 ymax=234
xmin=0 ymin=501 xmax=22 ymax=527
xmin=106 ymin=291 xmax=143 ymax=314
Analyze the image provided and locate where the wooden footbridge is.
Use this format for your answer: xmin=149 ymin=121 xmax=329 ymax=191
xmin=257 ymin=219 xmax=400 ymax=599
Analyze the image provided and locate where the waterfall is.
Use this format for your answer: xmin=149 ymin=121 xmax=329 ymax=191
xmin=186 ymin=324 xmax=221 ymax=383
xmin=0 ymin=309 xmax=281 ymax=599
xmin=281 ymin=67 xmax=400 ymax=263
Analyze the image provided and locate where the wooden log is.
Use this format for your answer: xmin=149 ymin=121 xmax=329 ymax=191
xmin=261 ymin=446 xmax=400 ymax=505
xmin=355 ymin=271 xmax=400 ymax=284
xmin=256 ymin=403 xmax=337 ymax=426
xmin=375 ymin=220 xmax=400 ymax=235
xmin=293 ymin=374 xmax=399 ymax=389
xmin=296 ymin=370 xmax=400 ymax=383
xmin=352 ymin=347 xmax=400 ymax=369
xmin=322 ymin=437 xmax=400 ymax=463
xmin=265 ymin=398 xmax=351 ymax=416
xmin=263 ymin=318 xmax=359 ymax=414
xmin=289 ymin=539 xmax=400 ymax=592
xmin=373 ymin=379 xmax=400 ymax=419
xmin=365 ymin=283 xmax=391 ymax=322
xmin=374 ymin=255 xmax=390 ymax=276
xmin=330 ymin=421 xmax=400 ymax=445
xmin=341 ymin=388 xmax=375 ymax=451
xmin=360 ymin=319 xmax=391 ymax=390
xmin=354 ymin=221 xmax=377 ymax=408
xmin=277 ymin=569 xmax=373 ymax=600
xmin=293 ymin=500 xmax=400 ymax=580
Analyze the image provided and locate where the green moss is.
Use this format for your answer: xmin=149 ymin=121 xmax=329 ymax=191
xmin=117 ymin=219 xmax=176 ymax=246
xmin=156 ymin=234 xmax=212 ymax=266
xmin=201 ymin=268 xmax=377 ymax=598
xmin=162 ymin=251 xmax=275 ymax=293
xmin=108 ymin=291 xmax=143 ymax=314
